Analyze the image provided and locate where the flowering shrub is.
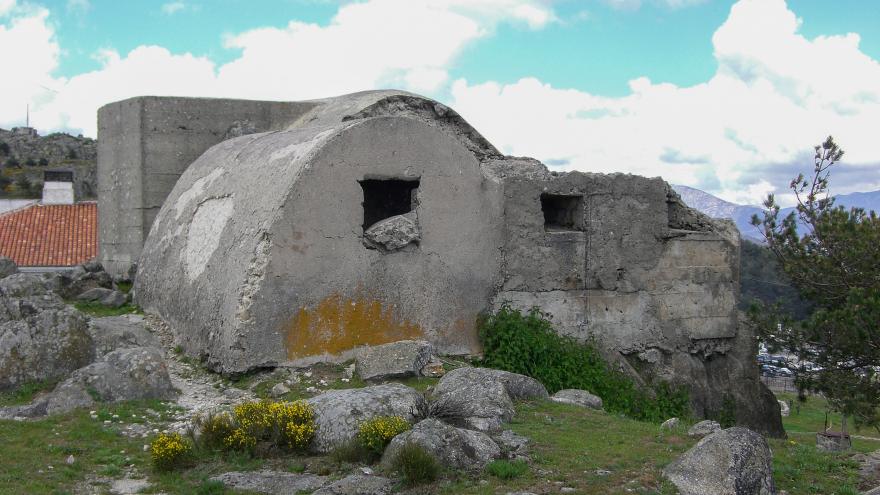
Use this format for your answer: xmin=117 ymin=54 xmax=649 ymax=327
xmin=221 ymin=400 xmax=316 ymax=452
xmin=357 ymin=415 xmax=411 ymax=454
xmin=150 ymin=432 xmax=192 ymax=471
xmin=193 ymin=411 xmax=236 ymax=450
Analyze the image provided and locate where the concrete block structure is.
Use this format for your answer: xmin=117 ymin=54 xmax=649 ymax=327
xmin=99 ymin=90 xmax=783 ymax=436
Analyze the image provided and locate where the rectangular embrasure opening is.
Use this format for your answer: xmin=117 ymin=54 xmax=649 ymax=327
xmin=359 ymin=178 xmax=420 ymax=232
xmin=541 ymin=193 xmax=584 ymax=231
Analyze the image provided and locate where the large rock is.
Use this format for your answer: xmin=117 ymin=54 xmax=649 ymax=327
xmin=0 ymin=278 xmax=93 ymax=389
xmin=381 ymin=418 xmax=500 ymax=470
xmin=778 ymin=400 xmax=790 ymax=418
xmin=87 ymin=314 xmax=160 ymax=357
xmin=355 ymin=340 xmax=434 ymax=381
xmin=42 ymin=346 xmax=176 ymax=415
xmin=307 ymin=383 xmax=425 ymax=453
xmin=551 ymin=389 xmax=603 ymax=410
xmin=0 ymin=257 xmax=18 ymax=279
xmin=663 ymin=427 xmax=776 ymax=495
xmin=431 ymin=367 xmax=548 ymax=432
xmin=312 ymin=474 xmax=394 ymax=495
xmin=210 ymin=471 xmax=328 ymax=495
xmin=52 ymin=266 xmax=112 ymax=299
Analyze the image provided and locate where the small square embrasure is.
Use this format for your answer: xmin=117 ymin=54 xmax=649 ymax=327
xmin=541 ymin=193 xmax=584 ymax=231
xmin=359 ymin=178 xmax=420 ymax=232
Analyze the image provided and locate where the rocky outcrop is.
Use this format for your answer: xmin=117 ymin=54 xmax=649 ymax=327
xmin=551 ymin=389 xmax=603 ymax=410
xmin=312 ymin=474 xmax=394 ymax=495
xmin=210 ymin=471 xmax=328 ymax=495
xmin=0 ymin=274 xmax=93 ymax=389
xmin=663 ymin=427 xmax=775 ymax=495
xmin=0 ymin=257 xmax=18 ymax=279
xmin=382 ymin=418 xmax=501 ymax=470
xmin=87 ymin=314 xmax=160 ymax=357
xmin=51 ymin=265 xmax=113 ymax=299
xmin=0 ymin=127 xmax=96 ymax=164
xmin=431 ymin=367 xmax=548 ymax=432
xmin=355 ymin=340 xmax=434 ymax=381
xmin=307 ymin=383 xmax=425 ymax=453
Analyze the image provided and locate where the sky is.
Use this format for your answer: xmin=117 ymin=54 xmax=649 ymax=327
xmin=1 ymin=0 xmax=878 ymax=206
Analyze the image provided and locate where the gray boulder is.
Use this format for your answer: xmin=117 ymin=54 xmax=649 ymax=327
xmin=663 ymin=427 xmax=775 ymax=495
xmin=43 ymin=346 xmax=176 ymax=415
xmin=87 ymin=314 xmax=160 ymax=357
xmin=688 ymin=420 xmax=722 ymax=438
xmin=431 ymin=367 xmax=548 ymax=432
xmin=77 ymin=287 xmax=114 ymax=302
xmin=0 ymin=257 xmax=18 ymax=279
xmin=0 ymin=272 xmax=53 ymax=299
xmin=312 ymin=474 xmax=394 ymax=495
xmin=493 ymin=429 xmax=530 ymax=460
xmin=52 ymin=266 xmax=112 ymax=299
xmin=0 ymin=292 xmax=92 ymax=390
xmin=100 ymin=290 xmax=128 ymax=308
xmin=382 ymin=418 xmax=500 ymax=470
xmin=307 ymin=383 xmax=425 ymax=453
xmin=551 ymin=389 xmax=603 ymax=410
xmin=661 ymin=418 xmax=681 ymax=430
xmin=355 ymin=340 xmax=434 ymax=381
xmin=363 ymin=213 xmax=420 ymax=251
xmin=210 ymin=471 xmax=328 ymax=495
xmin=82 ymin=260 xmax=104 ymax=273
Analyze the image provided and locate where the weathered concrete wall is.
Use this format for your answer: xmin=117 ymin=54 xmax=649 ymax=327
xmin=136 ymin=116 xmax=503 ymax=372
xmin=97 ymin=97 xmax=318 ymax=276
xmin=491 ymin=171 xmax=781 ymax=435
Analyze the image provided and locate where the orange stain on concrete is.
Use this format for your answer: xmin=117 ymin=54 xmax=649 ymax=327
xmin=285 ymin=293 xmax=423 ymax=360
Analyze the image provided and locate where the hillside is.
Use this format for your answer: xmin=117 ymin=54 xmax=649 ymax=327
xmin=0 ymin=127 xmax=97 ymax=200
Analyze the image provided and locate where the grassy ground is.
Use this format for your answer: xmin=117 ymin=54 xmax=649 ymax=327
xmin=1 ymin=373 xmax=874 ymax=494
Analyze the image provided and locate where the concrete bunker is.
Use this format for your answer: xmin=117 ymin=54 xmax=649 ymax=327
xmin=101 ymin=90 xmax=782 ymax=436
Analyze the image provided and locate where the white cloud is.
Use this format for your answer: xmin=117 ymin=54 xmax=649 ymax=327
xmin=450 ymin=0 xmax=880 ymax=205
xmin=603 ymin=0 xmax=706 ymax=10
xmin=0 ymin=0 xmax=16 ymax=16
xmin=2 ymin=0 xmax=555 ymax=136
xmin=161 ymin=2 xmax=185 ymax=15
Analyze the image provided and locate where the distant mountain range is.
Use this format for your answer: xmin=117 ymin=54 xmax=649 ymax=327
xmin=672 ymin=185 xmax=880 ymax=243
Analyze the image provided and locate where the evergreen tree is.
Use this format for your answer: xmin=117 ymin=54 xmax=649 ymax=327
xmin=751 ymin=137 xmax=880 ymax=434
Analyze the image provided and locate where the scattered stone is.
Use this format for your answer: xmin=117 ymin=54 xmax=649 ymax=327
xmin=363 ymin=213 xmax=420 ymax=251
xmin=109 ymin=478 xmax=151 ymax=495
xmin=561 ymin=488 xmax=575 ymax=494
xmin=661 ymin=418 xmax=680 ymax=430
xmin=65 ymin=455 xmax=75 ymax=465
xmin=312 ymin=474 xmax=394 ymax=495
xmin=88 ymin=314 xmax=160 ymax=357
xmin=551 ymin=389 xmax=603 ymax=410
xmin=271 ymin=382 xmax=290 ymax=397
xmin=307 ymin=383 xmax=424 ymax=452
xmin=210 ymin=471 xmax=328 ymax=495
xmin=0 ymin=257 xmax=19 ymax=279
xmin=816 ymin=431 xmax=851 ymax=452
xmin=687 ymin=420 xmax=721 ymax=438
xmin=355 ymin=340 xmax=434 ymax=381
xmin=343 ymin=364 xmax=355 ymax=379
xmin=778 ymin=400 xmax=790 ymax=417
xmin=431 ymin=367 xmax=548 ymax=432
xmin=595 ymin=469 xmax=611 ymax=476
xmin=663 ymin=427 xmax=775 ymax=495
xmin=382 ymin=418 xmax=501 ymax=470
xmin=420 ymin=358 xmax=445 ymax=377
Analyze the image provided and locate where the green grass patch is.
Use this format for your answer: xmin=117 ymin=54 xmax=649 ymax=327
xmin=0 ymin=379 xmax=57 ymax=406
xmin=485 ymin=459 xmax=528 ymax=479
xmin=72 ymin=300 xmax=141 ymax=317
xmin=479 ymin=306 xmax=690 ymax=423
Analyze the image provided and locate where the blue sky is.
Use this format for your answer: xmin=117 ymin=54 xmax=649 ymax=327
xmin=1 ymin=0 xmax=879 ymax=205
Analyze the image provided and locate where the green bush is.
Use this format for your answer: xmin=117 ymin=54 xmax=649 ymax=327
xmin=478 ymin=306 xmax=690 ymax=423
xmin=485 ymin=459 xmax=528 ymax=479
xmin=330 ymin=439 xmax=376 ymax=464
xmin=390 ymin=443 xmax=440 ymax=487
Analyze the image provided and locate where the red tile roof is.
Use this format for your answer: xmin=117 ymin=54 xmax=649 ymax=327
xmin=0 ymin=202 xmax=97 ymax=267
